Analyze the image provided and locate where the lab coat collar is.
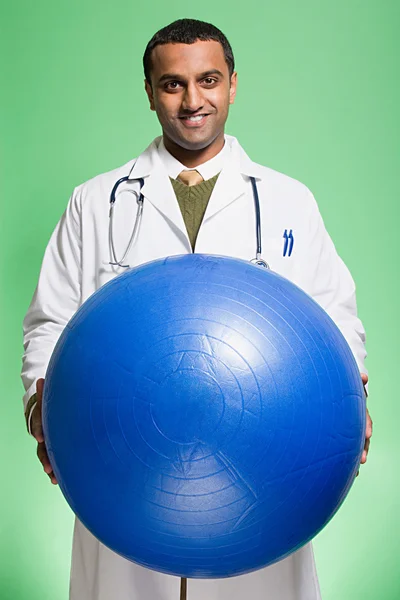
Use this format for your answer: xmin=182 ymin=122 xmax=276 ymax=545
xmin=128 ymin=134 xmax=266 ymax=181
xmin=126 ymin=134 xmax=265 ymax=237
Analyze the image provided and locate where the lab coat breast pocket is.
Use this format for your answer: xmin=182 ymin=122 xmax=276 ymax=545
xmin=264 ymin=230 xmax=297 ymax=280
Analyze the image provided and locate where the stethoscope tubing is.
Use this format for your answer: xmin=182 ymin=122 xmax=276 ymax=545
xmin=109 ymin=174 xmax=269 ymax=270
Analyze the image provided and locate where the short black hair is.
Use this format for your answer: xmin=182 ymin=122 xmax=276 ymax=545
xmin=143 ymin=19 xmax=235 ymax=84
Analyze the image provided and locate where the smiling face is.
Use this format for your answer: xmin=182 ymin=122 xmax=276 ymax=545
xmin=145 ymin=40 xmax=237 ymax=165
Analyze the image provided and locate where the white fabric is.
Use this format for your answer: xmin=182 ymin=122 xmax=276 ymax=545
xmin=157 ymin=136 xmax=228 ymax=180
xmin=22 ymin=134 xmax=367 ymax=599
xmin=70 ymin=518 xmax=320 ymax=600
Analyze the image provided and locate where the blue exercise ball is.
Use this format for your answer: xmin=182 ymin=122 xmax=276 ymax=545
xmin=43 ymin=254 xmax=365 ymax=578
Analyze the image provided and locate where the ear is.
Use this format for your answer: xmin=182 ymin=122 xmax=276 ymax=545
xmin=229 ymin=72 xmax=237 ymax=105
xmin=144 ymin=79 xmax=156 ymax=111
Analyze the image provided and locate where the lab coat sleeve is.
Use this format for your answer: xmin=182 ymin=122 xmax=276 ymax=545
xmin=298 ymin=190 xmax=367 ymax=375
xmin=21 ymin=187 xmax=83 ymax=412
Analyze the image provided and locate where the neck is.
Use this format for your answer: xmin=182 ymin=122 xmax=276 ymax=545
xmin=163 ymin=132 xmax=225 ymax=168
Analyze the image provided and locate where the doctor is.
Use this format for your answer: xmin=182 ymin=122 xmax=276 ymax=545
xmin=22 ymin=18 xmax=372 ymax=600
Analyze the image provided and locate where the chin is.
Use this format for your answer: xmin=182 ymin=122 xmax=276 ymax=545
xmin=180 ymin=140 xmax=212 ymax=151
xmin=176 ymin=133 xmax=220 ymax=152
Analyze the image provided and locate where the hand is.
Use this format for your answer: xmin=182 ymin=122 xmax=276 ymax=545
xmin=356 ymin=373 xmax=372 ymax=477
xmin=31 ymin=378 xmax=58 ymax=485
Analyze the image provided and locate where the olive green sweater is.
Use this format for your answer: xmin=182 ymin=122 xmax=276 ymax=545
xmin=170 ymin=173 xmax=220 ymax=251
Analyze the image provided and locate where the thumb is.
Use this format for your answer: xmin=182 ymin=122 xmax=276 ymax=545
xmin=360 ymin=373 xmax=368 ymax=399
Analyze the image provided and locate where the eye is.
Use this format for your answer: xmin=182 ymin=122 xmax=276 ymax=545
xmin=165 ymin=81 xmax=182 ymax=91
xmin=202 ymin=77 xmax=217 ymax=86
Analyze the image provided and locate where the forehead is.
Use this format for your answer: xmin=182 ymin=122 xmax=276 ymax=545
xmin=150 ymin=40 xmax=228 ymax=78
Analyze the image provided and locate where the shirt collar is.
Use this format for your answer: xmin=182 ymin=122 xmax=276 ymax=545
xmin=127 ymin=134 xmax=267 ymax=181
xmin=157 ymin=136 xmax=230 ymax=181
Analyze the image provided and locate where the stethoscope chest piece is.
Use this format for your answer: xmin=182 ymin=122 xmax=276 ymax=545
xmin=251 ymin=256 xmax=270 ymax=269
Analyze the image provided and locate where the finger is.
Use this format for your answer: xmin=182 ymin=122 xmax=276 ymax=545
xmin=36 ymin=378 xmax=45 ymax=401
xmin=361 ymin=438 xmax=370 ymax=464
xmin=48 ymin=471 xmax=58 ymax=485
xmin=31 ymin=405 xmax=44 ymax=443
xmin=37 ymin=442 xmax=53 ymax=475
xmin=32 ymin=379 xmax=45 ymax=443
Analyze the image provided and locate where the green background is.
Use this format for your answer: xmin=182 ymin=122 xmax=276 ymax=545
xmin=1 ymin=1 xmax=398 ymax=598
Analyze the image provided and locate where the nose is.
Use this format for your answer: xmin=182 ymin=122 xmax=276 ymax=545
xmin=181 ymin=82 xmax=204 ymax=113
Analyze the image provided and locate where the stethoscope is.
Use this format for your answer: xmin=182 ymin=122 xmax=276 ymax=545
xmin=109 ymin=173 xmax=269 ymax=270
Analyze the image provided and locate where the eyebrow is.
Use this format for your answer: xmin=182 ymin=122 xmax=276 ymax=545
xmin=158 ymin=69 xmax=225 ymax=84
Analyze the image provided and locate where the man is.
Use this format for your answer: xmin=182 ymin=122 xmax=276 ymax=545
xmin=22 ymin=18 xmax=372 ymax=600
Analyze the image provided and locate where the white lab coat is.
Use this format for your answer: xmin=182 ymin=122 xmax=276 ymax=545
xmin=22 ymin=134 xmax=366 ymax=600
